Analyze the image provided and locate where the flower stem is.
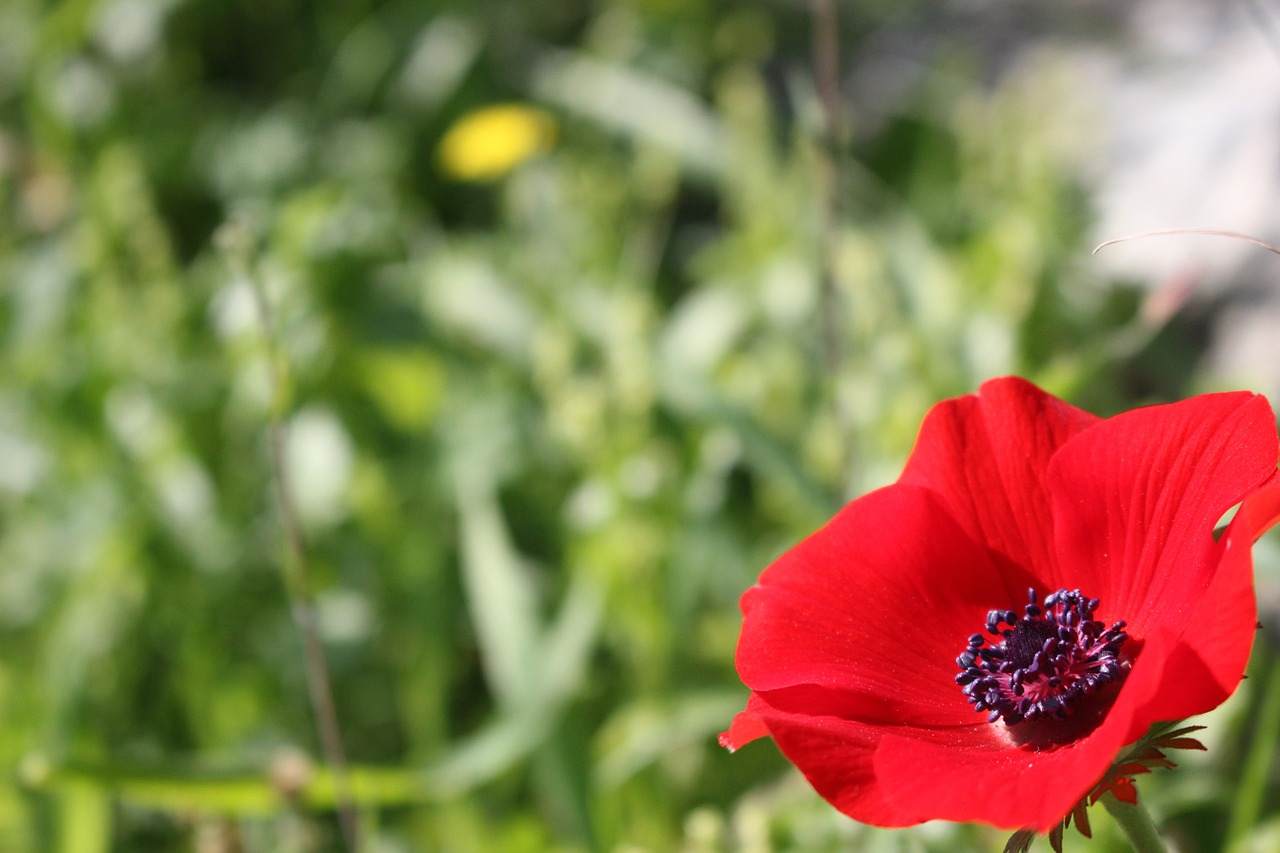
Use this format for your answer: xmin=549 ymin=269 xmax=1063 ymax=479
xmin=1100 ymin=791 xmax=1168 ymax=853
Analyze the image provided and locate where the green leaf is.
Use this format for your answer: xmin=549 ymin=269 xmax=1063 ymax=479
xmin=456 ymin=482 xmax=542 ymax=710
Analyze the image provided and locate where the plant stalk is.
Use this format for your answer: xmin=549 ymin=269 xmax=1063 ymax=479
xmin=219 ymin=223 xmax=361 ymax=853
xmin=1100 ymin=791 xmax=1167 ymax=853
xmin=809 ymin=0 xmax=853 ymax=487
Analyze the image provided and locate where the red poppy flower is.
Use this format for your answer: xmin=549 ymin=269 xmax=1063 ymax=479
xmin=722 ymin=377 xmax=1280 ymax=831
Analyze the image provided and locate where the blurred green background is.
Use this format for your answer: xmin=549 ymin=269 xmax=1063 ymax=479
xmin=2 ymin=0 xmax=1279 ymax=851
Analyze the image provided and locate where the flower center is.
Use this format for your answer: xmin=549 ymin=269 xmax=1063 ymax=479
xmin=955 ymin=588 xmax=1130 ymax=726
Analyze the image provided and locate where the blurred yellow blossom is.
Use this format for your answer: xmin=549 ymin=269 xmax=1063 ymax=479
xmin=437 ymin=103 xmax=556 ymax=181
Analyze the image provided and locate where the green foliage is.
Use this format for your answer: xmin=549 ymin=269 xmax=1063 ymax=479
xmin=0 ymin=1 xmax=1270 ymax=851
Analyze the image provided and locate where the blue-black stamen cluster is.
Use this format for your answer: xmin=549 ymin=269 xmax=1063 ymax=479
xmin=955 ymin=588 xmax=1129 ymax=726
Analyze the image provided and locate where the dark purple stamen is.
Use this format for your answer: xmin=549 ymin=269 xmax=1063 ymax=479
xmin=955 ymin=587 xmax=1129 ymax=726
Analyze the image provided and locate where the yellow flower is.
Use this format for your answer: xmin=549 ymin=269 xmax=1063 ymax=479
xmin=437 ymin=103 xmax=556 ymax=181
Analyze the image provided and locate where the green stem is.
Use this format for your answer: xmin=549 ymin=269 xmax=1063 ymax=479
xmin=1100 ymin=791 xmax=1168 ymax=853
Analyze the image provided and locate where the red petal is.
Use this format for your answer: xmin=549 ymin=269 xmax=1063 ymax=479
xmin=1233 ymin=474 xmax=1280 ymax=542
xmin=900 ymin=377 xmax=1098 ymax=585
xmin=736 ymin=483 xmax=1035 ymax=728
xmin=874 ymin=731 xmax=1122 ymax=831
xmin=1047 ymin=392 xmax=1278 ymax=635
xmin=871 ymin=627 xmax=1175 ymax=831
xmin=751 ymin=707 xmax=908 ymax=826
xmin=719 ymin=699 xmax=771 ymax=752
xmin=1136 ymin=481 xmax=1280 ymax=724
